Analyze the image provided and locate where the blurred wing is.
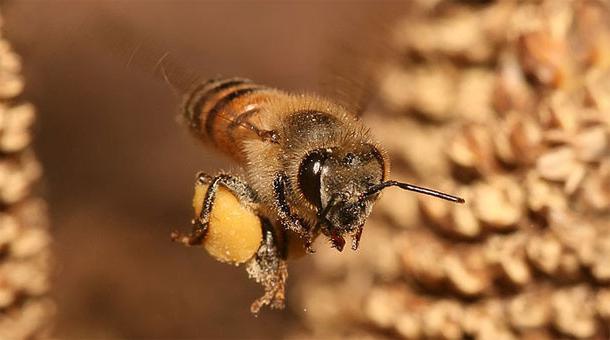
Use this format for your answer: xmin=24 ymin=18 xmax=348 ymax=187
xmin=317 ymin=7 xmax=406 ymax=117
xmin=87 ymin=9 xmax=202 ymax=97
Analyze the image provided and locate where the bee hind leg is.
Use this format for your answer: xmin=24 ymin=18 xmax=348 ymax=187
xmin=247 ymin=220 xmax=288 ymax=314
xmin=171 ymin=172 xmax=259 ymax=246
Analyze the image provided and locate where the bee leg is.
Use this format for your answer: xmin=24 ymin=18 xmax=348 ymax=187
xmin=247 ymin=220 xmax=288 ymax=314
xmin=171 ymin=172 xmax=258 ymax=246
xmin=229 ymin=108 xmax=279 ymax=144
xmin=272 ymin=173 xmax=315 ymax=253
xmin=330 ymin=233 xmax=346 ymax=252
xmin=351 ymin=226 xmax=364 ymax=251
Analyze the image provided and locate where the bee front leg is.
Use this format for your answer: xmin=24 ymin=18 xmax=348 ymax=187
xmin=272 ymin=173 xmax=315 ymax=253
xmin=171 ymin=172 xmax=258 ymax=246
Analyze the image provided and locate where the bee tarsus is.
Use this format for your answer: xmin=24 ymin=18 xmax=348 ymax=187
xmin=247 ymin=222 xmax=288 ymax=314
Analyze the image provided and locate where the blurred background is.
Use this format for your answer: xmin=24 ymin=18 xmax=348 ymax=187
xmin=0 ymin=1 xmax=405 ymax=338
xmin=2 ymin=1 xmax=610 ymax=339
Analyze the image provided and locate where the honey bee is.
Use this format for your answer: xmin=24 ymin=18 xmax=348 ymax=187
xmin=98 ymin=10 xmax=463 ymax=313
xmin=169 ymin=76 xmax=464 ymax=312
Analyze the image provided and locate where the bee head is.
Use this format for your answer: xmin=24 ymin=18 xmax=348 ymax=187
xmin=298 ymin=144 xmax=385 ymax=251
xmin=298 ymin=145 xmax=465 ymax=252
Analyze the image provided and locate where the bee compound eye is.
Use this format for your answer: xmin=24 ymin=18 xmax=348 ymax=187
xmin=298 ymin=150 xmax=329 ymax=209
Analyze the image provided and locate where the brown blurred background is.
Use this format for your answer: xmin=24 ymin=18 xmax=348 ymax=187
xmin=1 ymin=1 xmax=407 ymax=338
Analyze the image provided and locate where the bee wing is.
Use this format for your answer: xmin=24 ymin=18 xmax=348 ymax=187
xmin=88 ymin=9 xmax=202 ymax=96
xmin=316 ymin=7 xmax=405 ymax=117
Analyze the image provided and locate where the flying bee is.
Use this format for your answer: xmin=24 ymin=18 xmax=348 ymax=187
xmin=170 ymin=76 xmax=464 ymax=312
xmin=172 ymin=77 xmax=464 ymax=251
xmin=99 ymin=12 xmax=463 ymax=313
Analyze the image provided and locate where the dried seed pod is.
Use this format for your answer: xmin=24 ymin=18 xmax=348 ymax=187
xmin=365 ymin=118 xmax=449 ymax=177
xmin=472 ymin=177 xmax=524 ymax=231
xmin=551 ymin=286 xmax=597 ymax=338
xmin=525 ymin=172 xmax=567 ymax=215
xmin=518 ymin=30 xmax=570 ymax=88
xmin=454 ymin=68 xmax=495 ymax=122
xmin=493 ymin=53 xmax=536 ymax=114
xmin=581 ymin=160 xmax=610 ymax=211
xmin=563 ymin=163 xmax=586 ymax=195
xmin=420 ymin=186 xmax=480 ymax=239
xmin=535 ymin=146 xmax=579 ymax=182
xmin=0 ymin=40 xmax=21 ymax=73
xmin=548 ymin=210 xmax=596 ymax=267
xmin=0 ymin=299 xmax=55 ymax=340
xmin=394 ymin=305 xmax=423 ymax=339
xmin=374 ymin=175 xmax=420 ymax=230
xmin=485 ymin=234 xmax=530 ymax=287
xmin=0 ymin=213 xmax=19 ymax=248
xmin=410 ymin=65 xmax=457 ymax=121
xmin=0 ymin=152 xmax=42 ymax=205
xmin=401 ymin=231 xmax=447 ymax=289
xmin=555 ymin=251 xmax=582 ymax=281
xmin=377 ymin=65 xmax=414 ymax=112
xmin=585 ymin=68 xmax=610 ymax=111
xmin=450 ymin=199 xmax=481 ymax=239
xmin=572 ymin=126 xmax=607 ymax=162
xmin=506 ymin=113 xmax=543 ymax=165
xmin=449 ymin=124 xmax=497 ymax=176
xmin=444 ymin=249 xmax=489 ymax=297
xmin=596 ymin=288 xmax=610 ymax=321
xmin=393 ymin=7 xmax=495 ymax=63
xmin=0 ymin=40 xmax=24 ymax=99
xmin=0 ymin=103 xmax=36 ymax=153
xmin=421 ymin=300 xmax=463 ymax=339
xmin=462 ymin=300 xmax=515 ymax=340
xmin=364 ymin=285 xmax=407 ymax=330
xmin=544 ymin=92 xmax=580 ymax=133
xmin=590 ymin=231 xmax=610 ymax=282
xmin=419 ymin=190 xmax=451 ymax=230
xmin=526 ymin=232 xmax=562 ymax=275
xmin=508 ymin=290 xmax=551 ymax=330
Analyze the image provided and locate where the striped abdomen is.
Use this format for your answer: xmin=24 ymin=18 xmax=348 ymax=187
xmin=183 ymin=78 xmax=284 ymax=162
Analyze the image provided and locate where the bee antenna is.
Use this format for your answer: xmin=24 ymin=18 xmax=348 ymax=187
xmin=363 ymin=180 xmax=465 ymax=204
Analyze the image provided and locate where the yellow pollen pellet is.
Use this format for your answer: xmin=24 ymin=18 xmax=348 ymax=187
xmin=193 ymin=182 xmax=262 ymax=264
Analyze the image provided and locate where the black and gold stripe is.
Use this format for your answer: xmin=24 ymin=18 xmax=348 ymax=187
xmin=204 ymin=86 xmax=266 ymax=139
xmin=183 ymin=77 xmax=253 ymax=137
xmin=182 ymin=77 xmax=282 ymax=160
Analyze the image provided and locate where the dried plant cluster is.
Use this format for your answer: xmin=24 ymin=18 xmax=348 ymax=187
xmin=294 ymin=1 xmax=610 ymax=339
xmin=0 ymin=9 xmax=53 ymax=339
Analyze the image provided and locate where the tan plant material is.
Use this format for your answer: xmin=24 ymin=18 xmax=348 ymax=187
xmin=292 ymin=1 xmax=610 ymax=338
xmin=0 ymin=8 xmax=53 ymax=338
